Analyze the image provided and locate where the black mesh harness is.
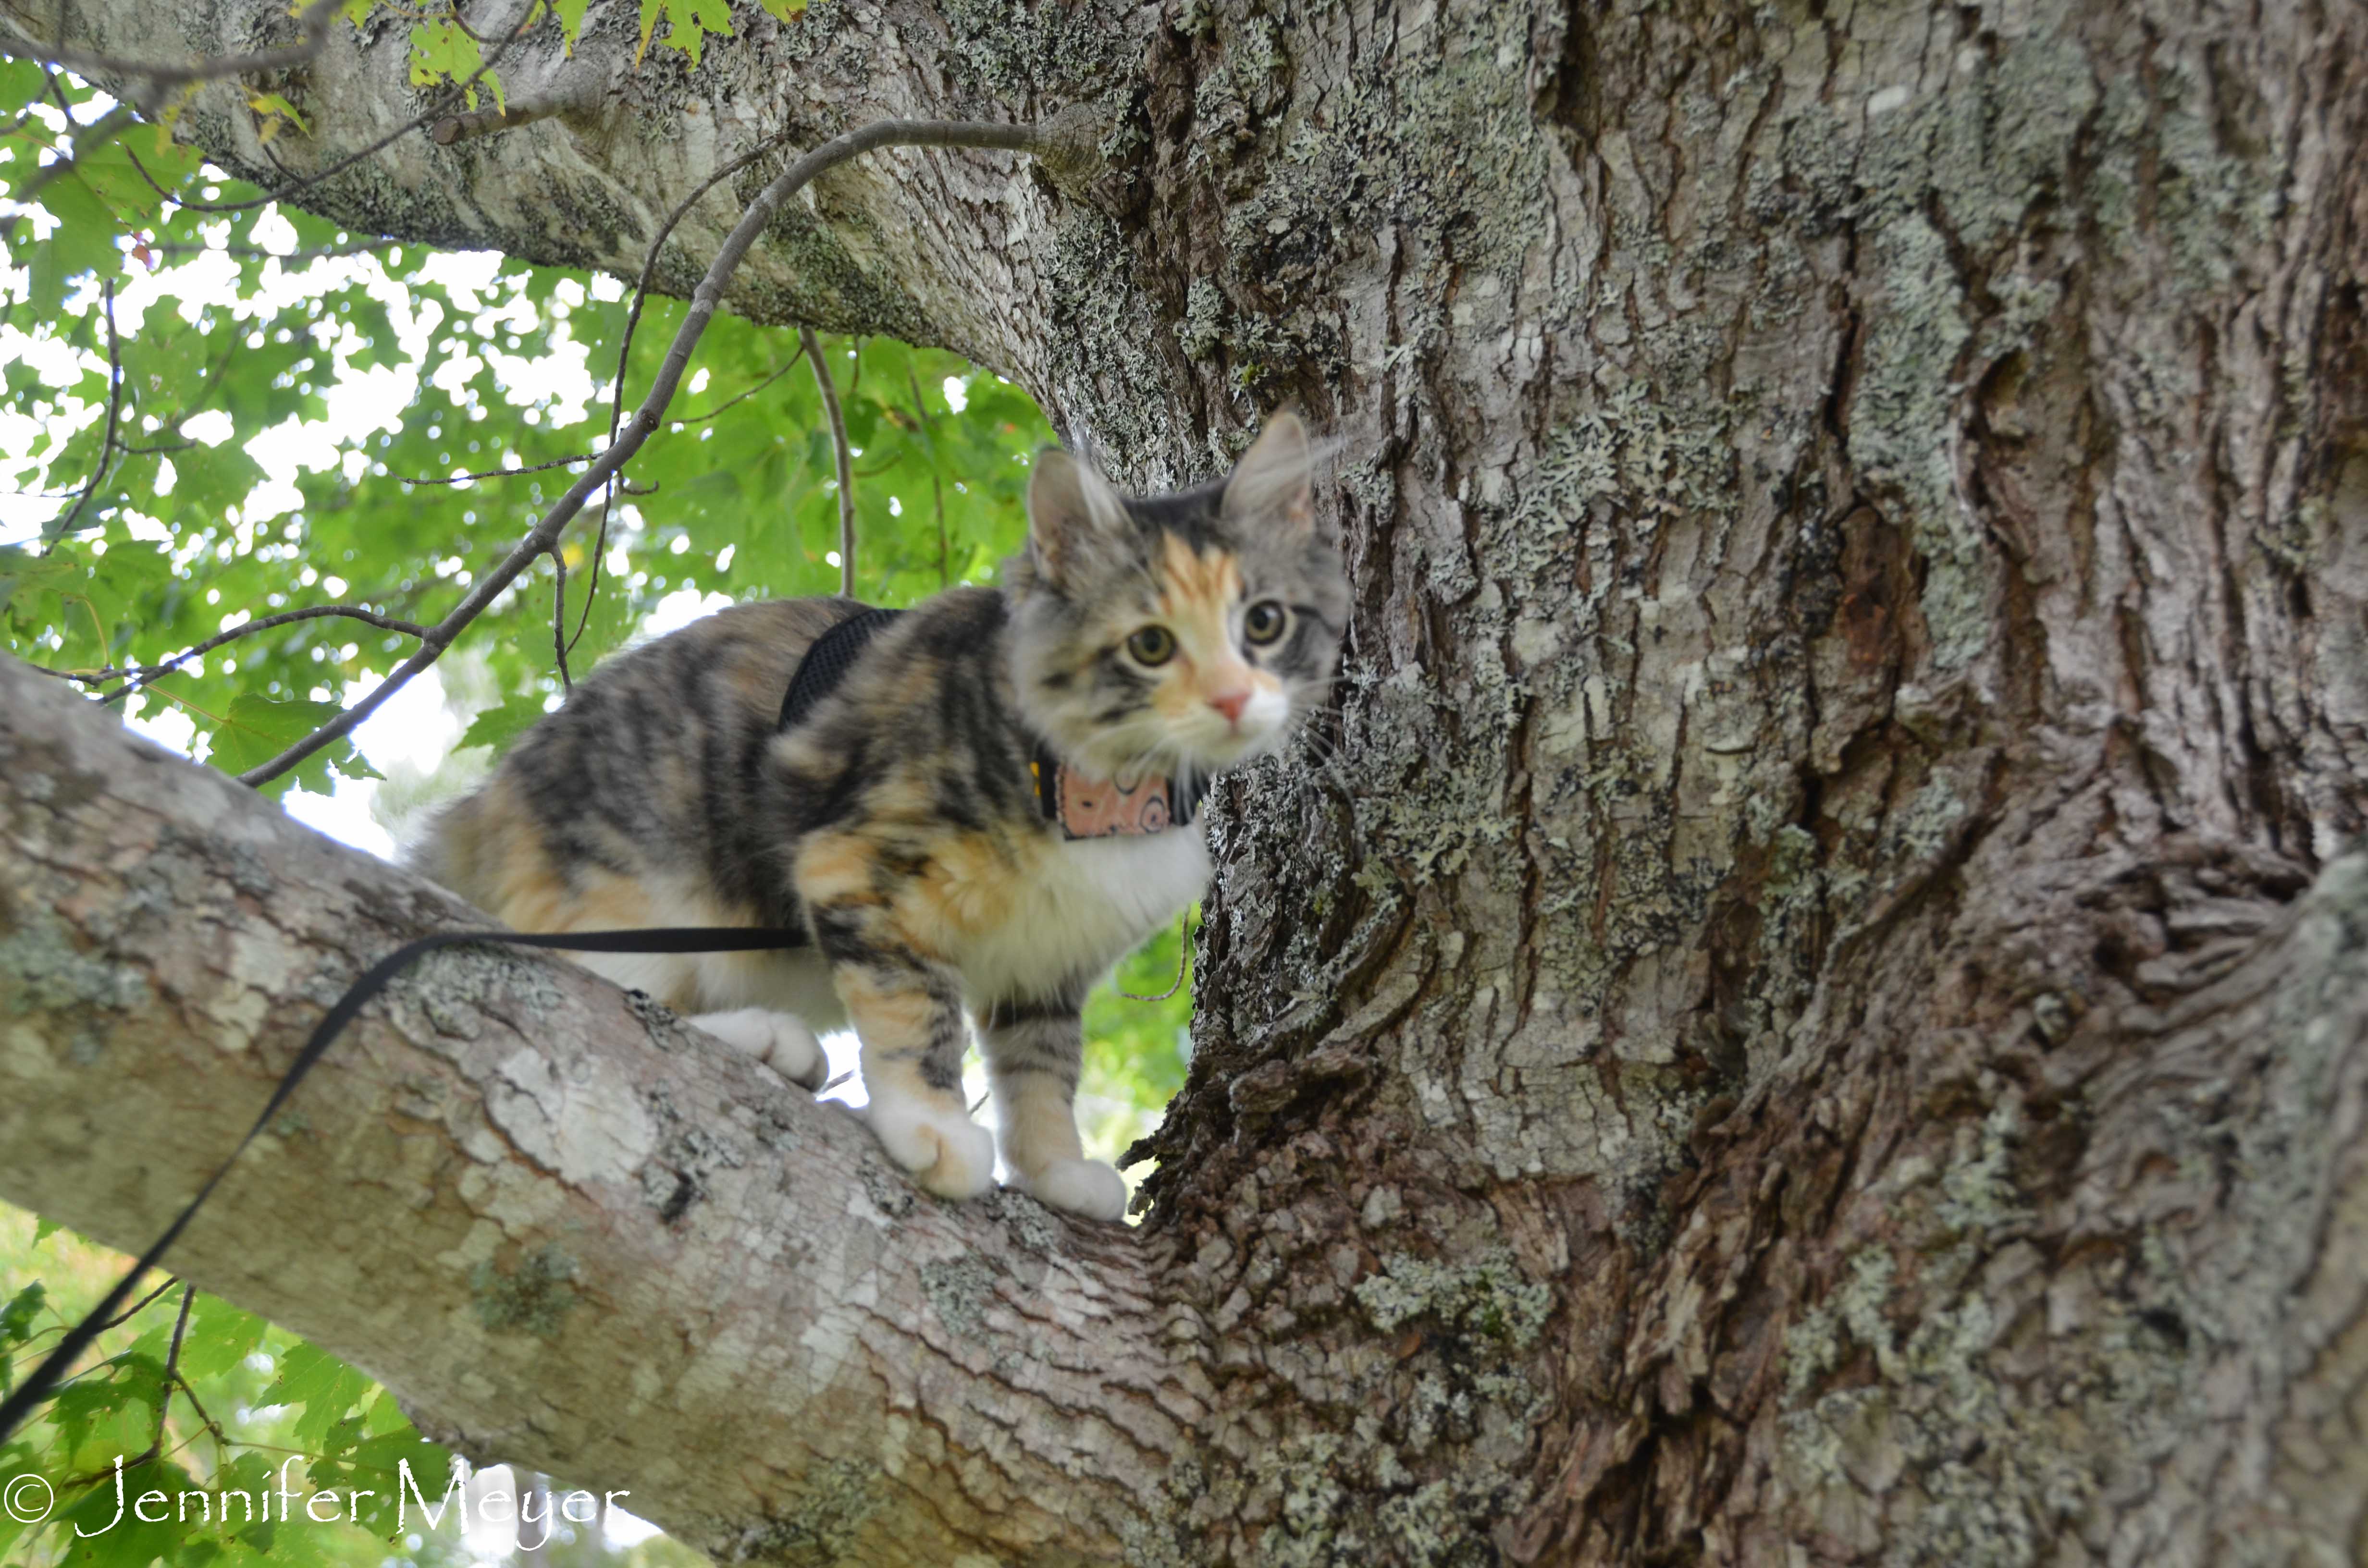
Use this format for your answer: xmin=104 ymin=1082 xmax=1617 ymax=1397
xmin=777 ymin=603 xmax=1210 ymax=833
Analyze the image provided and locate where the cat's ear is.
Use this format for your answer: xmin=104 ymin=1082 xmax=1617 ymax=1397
xmin=1028 ymin=447 xmax=1130 ymax=581
xmin=1222 ymin=410 xmax=1316 ymax=537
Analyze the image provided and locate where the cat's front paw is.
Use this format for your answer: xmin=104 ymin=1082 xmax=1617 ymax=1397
xmin=1016 ymin=1158 xmax=1127 ymax=1222
xmin=689 ymin=1007 xmax=827 ymax=1091
xmin=866 ymin=1097 xmax=997 ymax=1201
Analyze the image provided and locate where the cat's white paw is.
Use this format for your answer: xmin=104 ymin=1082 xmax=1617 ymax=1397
xmin=866 ymin=1096 xmax=997 ymax=1201
xmin=1017 ymin=1158 xmax=1127 ymax=1222
xmin=689 ymin=1007 xmax=826 ymax=1091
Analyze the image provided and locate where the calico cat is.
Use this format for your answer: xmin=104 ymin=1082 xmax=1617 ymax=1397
xmin=412 ymin=413 xmax=1347 ymax=1220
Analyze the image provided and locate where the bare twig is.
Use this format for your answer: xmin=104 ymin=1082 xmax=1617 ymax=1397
xmin=385 ymin=451 xmax=592 ymax=485
xmin=66 ymin=604 xmax=431 ymax=706
xmin=602 ymin=135 xmax=789 ymax=450
xmin=47 ymin=278 xmax=122 ymax=542
xmin=432 ymin=89 xmax=583 ymax=146
xmin=804 ymin=327 xmax=856 ymax=597
xmin=238 ymin=115 xmax=1069 ymax=789
xmin=168 ymin=1369 xmax=228 ymax=1464
xmin=1114 ymin=910 xmax=1195 ymax=1001
xmin=575 ymin=127 xmax=792 ymax=653
xmin=549 ymin=544 xmax=572 ymax=696
xmin=148 ymin=239 xmax=396 ymax=263
xmin=673 ymin=342 xmax=806 ymax=426
xmin=908 ymin=367 xmax=950 ymax=590
xmin=97 ymin=1286 xmax=196 ymax=1478
xmin=93 ymin=1275 xmax=180 ymax=1331
xmin=12 ymin=101 xmax=133 ymax=206
xmin=0 ymin=0 xmax=338 ymax=90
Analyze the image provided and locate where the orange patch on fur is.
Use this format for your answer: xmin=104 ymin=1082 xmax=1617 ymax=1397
xmin=893 ymin=829 xmax=1039 ymax=957
xmin=1156 ymin=534 xmax=1244 ymax=619
xmin=836 ymin=967 xmax=940 ymax=1054
xmin=1146 ymin=535 xmax=1270 ymax=717
xmin=795 ymin=833 xmax=882 ymax=906
xmin=458 ymin=784 xmax=648 ymax=932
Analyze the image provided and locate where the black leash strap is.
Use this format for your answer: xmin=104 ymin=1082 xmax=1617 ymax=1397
xmin=0 ymin=924 xmax=803 ymax=1445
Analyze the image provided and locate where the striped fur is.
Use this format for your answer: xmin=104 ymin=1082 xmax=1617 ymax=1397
xmin=411 ymin=414 xmax=1347 ymax=1219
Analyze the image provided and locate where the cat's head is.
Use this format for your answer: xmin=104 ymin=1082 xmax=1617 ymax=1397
xmin=1005 ymin=412 xmax=1349 ymax=784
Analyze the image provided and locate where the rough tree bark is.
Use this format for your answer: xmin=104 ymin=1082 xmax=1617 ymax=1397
xmin=4 ymin=0 xmax=2368 ymax=1561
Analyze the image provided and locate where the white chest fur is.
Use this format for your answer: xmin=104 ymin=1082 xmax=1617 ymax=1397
xmin=951 ymin=820 xmax=1213 ymax=1005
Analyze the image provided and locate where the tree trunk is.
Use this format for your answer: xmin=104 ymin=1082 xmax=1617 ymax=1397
xmin=8 ymin=0 xmax=2368 ymax=1561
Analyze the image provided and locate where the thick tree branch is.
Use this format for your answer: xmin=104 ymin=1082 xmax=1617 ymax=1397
xmin=116 ymin=0 xmax=549 ymax=218
xmin=0 ymin=653 xmax=1193 ymax=1564
xmin=0 ymin=0 xmax=337 ymax=88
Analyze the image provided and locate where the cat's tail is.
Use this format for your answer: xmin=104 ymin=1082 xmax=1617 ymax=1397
xmin=402 ymin=787 xmax=502 ymax=913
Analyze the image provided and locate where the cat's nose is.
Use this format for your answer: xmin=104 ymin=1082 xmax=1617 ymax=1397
xmin=1208 ymin=690 xmax=1250 ymax=726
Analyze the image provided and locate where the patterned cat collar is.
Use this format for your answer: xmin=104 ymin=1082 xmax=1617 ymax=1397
xmin=779 ymin=605 xmax=1211 ymax=841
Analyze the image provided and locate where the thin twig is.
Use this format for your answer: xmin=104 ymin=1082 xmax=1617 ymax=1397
xmin=549 ymin=544 xmax=572 ymax=696
xmin=804 ymin=326 xmax=856 ymax=597
xmin=73 ymin=604 xmax=430 ymax=706
xmin=12 ymin=101 xmax=132 ymax=206
xmin=603 ymin=135 xmax=789 ymax=452
xmin=577 ymin=127 xmax=792 ymax=654
xmin=48 ymin=278 xmax=122 ymax=542
xmin=168 ymin=1370 xmax=228 ymax=1465
xmin=148 ymin=239 xmax=396 ymax=263
xmin=908 ymin=367 xmax=950 ymax=590
xmin=239 ymin=116 xmax=1066 ymax=789
xmin=1115 ymin=911 xmax=1195 ymax=1002
xmin=0 ymin=0 xmax=338 ymax=89
xmin=94 ymin=1286 xmax=195 ymax=1480
xmin=431 ymin=92 xmax=577 ymax=146
xmin=673 ymin=342 xmax=805 ymax=426
xmin=93 ymin=1275 xmax=180 ymax=1331
xmin=385 ymin=451 xmax=592 ymax=485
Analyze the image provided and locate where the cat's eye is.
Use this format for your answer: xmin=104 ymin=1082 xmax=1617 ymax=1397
xmin=1243 ymin=600 xmax=1290 ymax=646
xmin=1126 ymin=625 xmax=1178 ymax=666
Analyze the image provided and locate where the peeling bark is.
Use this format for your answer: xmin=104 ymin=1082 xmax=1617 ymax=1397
xmin=7 ymin=0 xmax=2368 ymax=1561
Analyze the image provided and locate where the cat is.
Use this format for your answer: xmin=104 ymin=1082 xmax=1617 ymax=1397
xmin=410 ymin=412 xmax=1348 ymax=1220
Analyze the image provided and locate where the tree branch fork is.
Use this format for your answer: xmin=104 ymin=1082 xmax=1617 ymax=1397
xmin=0 ymin=655 xmax=1189 ymax=1565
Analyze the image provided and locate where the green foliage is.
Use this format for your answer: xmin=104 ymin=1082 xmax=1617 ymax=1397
xmin=0 ymin=1210 xmax=467 ymax=1568
xmin=406 ymin=18 xmax=500 ymax=111
xmin=1078 ymin=910 xmax=1196 ymax=1168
